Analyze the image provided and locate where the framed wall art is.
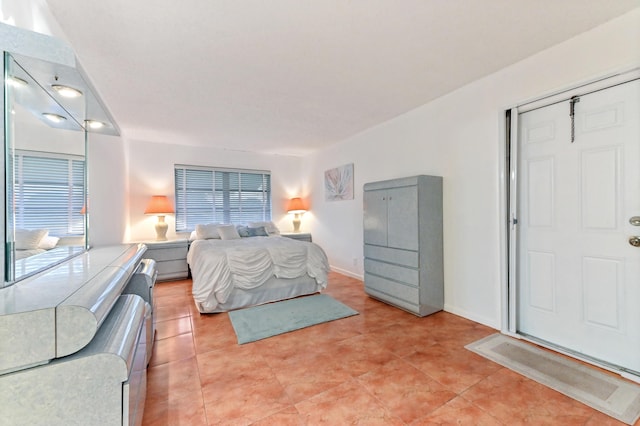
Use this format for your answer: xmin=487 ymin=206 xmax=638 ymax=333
xmin=324 ymin=163 xmax=354 ymax=201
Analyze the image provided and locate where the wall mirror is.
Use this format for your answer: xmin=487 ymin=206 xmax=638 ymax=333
xmin=3 ymin=51 xmax=117 ymax=285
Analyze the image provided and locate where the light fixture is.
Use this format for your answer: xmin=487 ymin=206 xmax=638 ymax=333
xmin=7 ymin=76 xmax=28 ymax=88
xmin=42 ymin=113 xmax=67 ymax=123
xmin=51 ymin=84 xmax=83 ymax=98
xmin=85 ymin=120 xmax=104 ymax=129
xmin=287 ymin=197 xmax=307 ymax=233
xmin=144 ymin=195 xmax=175 ymax=241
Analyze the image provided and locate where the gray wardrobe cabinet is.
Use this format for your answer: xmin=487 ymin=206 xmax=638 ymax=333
xmin=363 ymin=175 xmax=443 ymax=316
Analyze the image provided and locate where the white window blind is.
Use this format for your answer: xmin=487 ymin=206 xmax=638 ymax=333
xmin=13 ymin=151 xmax=85 ymax=236
xmin=174 ymin=165 xmax=271 ymax=231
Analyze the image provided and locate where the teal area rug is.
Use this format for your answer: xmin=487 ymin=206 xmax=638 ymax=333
xmin=228 ymin=294 xmax=359 ymax=344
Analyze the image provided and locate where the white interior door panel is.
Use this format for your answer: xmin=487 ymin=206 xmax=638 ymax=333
xmin=517 ymin=79 xmax=640 ymax=373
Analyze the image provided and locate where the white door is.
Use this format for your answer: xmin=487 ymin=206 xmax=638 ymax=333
xmin=517 ymin=79 xmax=640 ymax=373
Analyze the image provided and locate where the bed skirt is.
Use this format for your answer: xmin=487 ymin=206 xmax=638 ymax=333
xmin=194 ymin=274 xmax=322 ymax=313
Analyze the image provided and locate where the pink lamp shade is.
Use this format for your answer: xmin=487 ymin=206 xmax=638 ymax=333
xmin=144 ymin=195 xmax=175 ymax=215
xmin=144 ymin=195 xmax=174 ymax=241
xmin=286 ymin=197 xmax=306 ymax=214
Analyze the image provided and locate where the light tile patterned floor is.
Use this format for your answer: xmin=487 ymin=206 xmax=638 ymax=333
xmin=143 ymin=272 xmax=637 ymax=425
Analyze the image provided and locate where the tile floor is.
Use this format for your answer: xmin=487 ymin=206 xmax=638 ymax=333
xmin=143 ymin=272 xmax=637 ymax=425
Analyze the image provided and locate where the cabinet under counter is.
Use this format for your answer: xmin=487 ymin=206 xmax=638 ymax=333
xmin=0 ymin=244 xmax=156 ymax=425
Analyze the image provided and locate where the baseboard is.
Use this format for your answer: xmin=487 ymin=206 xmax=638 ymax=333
xmin=330 ymin=265 xmax=363 ymax=281
xmin=325 ymin=272 xmax=498 ymax=329
xmin=444 ymin=303 xmax=499 ymax=330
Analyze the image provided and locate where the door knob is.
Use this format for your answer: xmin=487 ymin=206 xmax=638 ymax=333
xmin=630 ymin=216 xmax=640 ymax=226
xmin=629 ymin=236 xmax=640 ymax=247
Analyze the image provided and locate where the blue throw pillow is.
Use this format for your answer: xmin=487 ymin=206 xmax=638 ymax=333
xmin=237 ymin=226 xmax=251 ymax=237
xmin=248 ymin=226 xmax=268 ymax=237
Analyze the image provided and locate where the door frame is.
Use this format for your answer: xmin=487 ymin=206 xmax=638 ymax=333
xmin=499 ymin=65 xmax=640 ymax=381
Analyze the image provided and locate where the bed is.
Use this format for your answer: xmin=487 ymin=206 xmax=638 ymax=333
xmin=187 ymin=229 xmax=330 ymax=313
xmin=14 ymin=229 xmax=60 ymax=257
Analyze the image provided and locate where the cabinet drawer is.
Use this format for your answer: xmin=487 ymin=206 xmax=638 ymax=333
xmin=157 ymin=271 xmax=188 ymax=281
xmin=156 ymin=259 xmax=188 ymax=275
xmin=364 ymin=259 xmax=419 ymax=286
xmin=146 ymin=247 xmax=187 ymax=262
xmin=364 ymin=245 xmax=418 ymax=268
xmin=364 ymin=273 xmax=419 ymax=304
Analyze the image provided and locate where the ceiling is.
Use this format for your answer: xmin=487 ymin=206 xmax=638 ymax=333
xmin=44 ymin=0 xmax=640 ymax=156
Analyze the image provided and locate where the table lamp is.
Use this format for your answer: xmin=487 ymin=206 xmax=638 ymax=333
xmin=144 ymin=195 xmax=174 ymax=241
xmin=287 ymin=197 xmax=307 ymax=233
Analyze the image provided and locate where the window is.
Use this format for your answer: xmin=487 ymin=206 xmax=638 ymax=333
xmin=174 ymin=165 xmax=271 ymax=231
xmin=12 ymin=151 xmax=85 ymax=236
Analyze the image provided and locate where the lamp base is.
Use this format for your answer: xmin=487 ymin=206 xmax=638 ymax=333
xmin=155 ymin=216 xmax=168 ymax=241
xmin=292 ymin=213 xmax=301 ymax=233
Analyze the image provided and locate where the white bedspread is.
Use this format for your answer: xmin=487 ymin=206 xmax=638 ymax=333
xmin=188 ymin=236 xmax=329 ymax=311
xmin=14 ymin=249 xmax=46 ymax=260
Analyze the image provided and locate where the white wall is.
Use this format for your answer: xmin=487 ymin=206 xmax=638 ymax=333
xmin=5 ymin=1 xmax=639 ymax=329
xmin=304 ymin=9 xmax=640 ymax=328
xmin=87 ymin=133 xmax=127 ymax=246
xmin=124 ymin=139 xmax=304 ymax=242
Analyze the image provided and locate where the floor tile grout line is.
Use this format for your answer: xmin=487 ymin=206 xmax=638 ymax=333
xmin=457 ymin=369 xmax=510 ymax=425
xmin=188 ymin=301 xmax=211 ymax=425
xmin=456 ymin=392 xmax=508 ymax=426
xmin=247 ymin=351 xmax=299 ymax=425
xmin=353 ymin=376 xmax=407 ymax=423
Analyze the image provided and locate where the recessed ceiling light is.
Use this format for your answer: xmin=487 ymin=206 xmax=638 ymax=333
xmin=7 ymin=76 xmax=28 ymax=88
xmin=85 ymin=120 xmax=104 ymax=129
xmin=51 ymin=84 xmax=83 ymax=98
xmin=42 ymin=113 xmax=67 ymax=123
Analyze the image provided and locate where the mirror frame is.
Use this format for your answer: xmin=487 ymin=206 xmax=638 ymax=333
xmin=5 ymin=52 xmax=88 ymax=283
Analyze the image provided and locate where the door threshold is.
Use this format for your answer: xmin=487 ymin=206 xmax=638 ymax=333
xmin=621 ymin=371 xmax=640 ymax=385
xmin=515 ymin=332 xmax=640 ymax=384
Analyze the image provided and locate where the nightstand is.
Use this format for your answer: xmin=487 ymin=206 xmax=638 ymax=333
xmin=281 ymin=233 xmax=312 ymax=242
xmin=139 ymin=239 xmax=189 ymax=281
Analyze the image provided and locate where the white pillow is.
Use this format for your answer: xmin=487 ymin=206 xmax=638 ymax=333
xmin=189 ymin=230 xmax=198 ymax=241
xmin=15 ymin=229 xmax=49 ymax=250
xmin=38 ymin=235 xmax=60 ymax=250
xmin=217 ymin=224 xmax=240 ymax=240
xmin=195 ymin=223 xmax=221 ymax=240
xmin=248 ymin=221 xmax=280 ymax=235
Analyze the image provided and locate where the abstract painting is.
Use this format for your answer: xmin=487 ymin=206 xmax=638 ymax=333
xmin=324 ymin=163 xmax=354 ymax=201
